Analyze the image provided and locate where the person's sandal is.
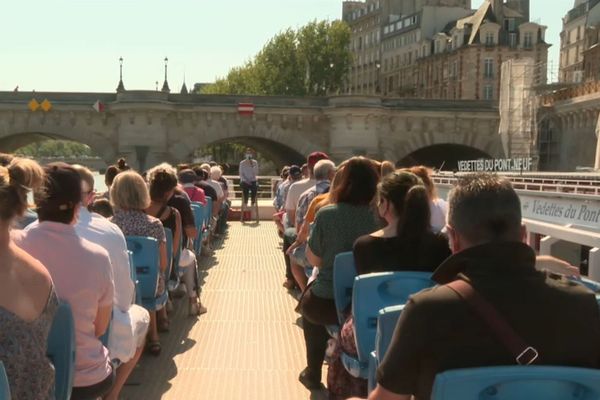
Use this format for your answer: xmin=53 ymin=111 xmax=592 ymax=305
xmin=189 ymin=300 xmax=208 ymax=316
xmin=146 ymin=340 xmax=161 ymax=356
xmin=157 ymin=318 xmax=170 ymax=333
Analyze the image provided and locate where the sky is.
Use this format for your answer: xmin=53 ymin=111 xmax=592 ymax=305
xmin=0 ymin=0 xmax=571 ymax=93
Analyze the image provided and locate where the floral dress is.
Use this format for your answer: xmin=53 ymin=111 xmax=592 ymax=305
xmin=0 ymin=288 xmax=59 ymax=400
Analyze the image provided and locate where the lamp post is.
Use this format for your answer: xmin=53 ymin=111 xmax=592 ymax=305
xmin=116 ymin=56 xmax=125 ymax=92
xmin=161 ymin=57 xmax=170 ymax=93
xmin=375 ymin=61 xmax=381 ymax=95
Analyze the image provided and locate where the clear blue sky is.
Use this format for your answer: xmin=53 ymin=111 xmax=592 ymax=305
xmin=0 ymin=0 xmax=570 ymax=92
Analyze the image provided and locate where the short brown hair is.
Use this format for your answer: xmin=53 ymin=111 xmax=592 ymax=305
xmin=330 ymin=157 xmax=379 ymax=206
xmin=448 ymin=173 xmax=522 ymax=244
xmin=36 ymin=163 xmax=81 ymax=224
xmin=110 ymin=171 xmax=151 ymax=211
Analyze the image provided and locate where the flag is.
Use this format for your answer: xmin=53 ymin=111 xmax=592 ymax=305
xmin=237 ymin=103 xmax=255 ymax=116
xmin=93 ymin=100 xmax=105 ymax=113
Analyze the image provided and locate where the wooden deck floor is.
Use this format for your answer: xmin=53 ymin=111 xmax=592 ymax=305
xmin=121 ymin=222 xmax=327 ymax=400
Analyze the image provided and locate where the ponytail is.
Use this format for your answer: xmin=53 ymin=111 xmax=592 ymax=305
xmin=397 ymin=184 xmax=431 ymax=241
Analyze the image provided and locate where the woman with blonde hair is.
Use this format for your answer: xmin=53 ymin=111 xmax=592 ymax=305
xmin=1 ymin=158 xmax=57 ymax=399
xmin=110 ymin=171 xmax=168 ymax=355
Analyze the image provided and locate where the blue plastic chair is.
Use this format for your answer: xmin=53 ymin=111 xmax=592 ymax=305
xmin=344 ymin=271 xmax=434 ymax=378
xmin=0 ymin=362 xmax=11 ymax=400
xmin=333 ymin=252 xmax=357 ymax=326
xmin=190 ymin=202 xmax=205 ymax=255
xmin=431 ymin=366 xmax=600 ymax=400
xmin=164 ymin=228 xmax=174 ymax=279
xmin=203 ymin=197 xmax=213 ymax=235
xmin=125 ymin=236 xmax=167 ymax=311
xmin=47 ymin=301 xmax=76 ymax=400
xmin=367 ymin=304 xmax=406 ymax=392
xmin=128 ymin=250 xmax=142 ymax=305
xmin=572 ymin=276 xmax=600 ymax=293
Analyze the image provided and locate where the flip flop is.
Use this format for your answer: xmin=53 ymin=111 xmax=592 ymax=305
xmin=146 ymin=340 xmax=161 ymax=356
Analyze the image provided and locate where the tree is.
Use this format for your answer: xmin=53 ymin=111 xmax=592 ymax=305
xmin=201 ymin=20 xmax=351 ymax=96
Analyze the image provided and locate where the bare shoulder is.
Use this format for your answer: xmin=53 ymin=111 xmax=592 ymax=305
xmin=10 ymin=242 xmax=53 ymax=287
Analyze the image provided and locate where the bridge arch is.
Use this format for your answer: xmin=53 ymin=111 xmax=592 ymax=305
xmin=0 ymin=128 xmax=118 ymax=166
xmin=167 ymin=122 xmax=327 ymax=168
xmin=396 ymin=143 xmax=493 ymax=170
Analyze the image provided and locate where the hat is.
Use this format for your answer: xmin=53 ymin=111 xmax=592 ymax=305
xmin=307 ymin=152 xmax=329 ymax=169
xmin=38 ymin=162 xmax=82 ymax=211
xmin=289 ymin=165 xmax=302 ymax=179
xmin=178 ymin=169 xmax=197 ymax=184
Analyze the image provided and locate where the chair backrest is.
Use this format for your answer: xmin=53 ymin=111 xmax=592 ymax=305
xmin=47 ymin=301 xmax=76 ymax=400
xmin=190 ymin=202 xmax=205 ymax=254
xmin=333 ymin=252 xmax=357 ymax=325
xmin=431 ymin=366 xmax=600 ymax=400
xmin=0 ymin=362 xmax=10 ymax=400
xmin=128 ymin=250 xmax=142 ymax=305
xmin=375 ymin=304 xmax=405 ymax=363
xmin=164 ymin=228 xmax=174 ymax=277
xmin=572 ymin=276 xmax=600 ymax=293
xmin=353 ymin=271 xmax=434 ymax=362
xmin=204 ymin=197 xmax=213 ymax=226
xmin=125 ymin=236 xmax=160 ymax=301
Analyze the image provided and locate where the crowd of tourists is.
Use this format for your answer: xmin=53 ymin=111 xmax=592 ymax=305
xmin=274 ymin=152 xmax=594 ymax=400
xmin=0 ymin=154 xmax=230 ymax=400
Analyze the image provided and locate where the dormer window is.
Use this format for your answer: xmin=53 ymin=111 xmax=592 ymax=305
xmin=485 ymin=32 xmax=495 ymax=45
xmin=523 ymin=32 xmax=533 ymax=49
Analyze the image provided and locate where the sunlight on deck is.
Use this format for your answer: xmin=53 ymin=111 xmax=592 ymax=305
xmin=121 ymin=222 xmax=326 ymax=400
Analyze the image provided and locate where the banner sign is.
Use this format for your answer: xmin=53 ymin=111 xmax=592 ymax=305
xmin=457 ymin=157 xmax=533 ymax=172
xmin=436 ymin=185 xmax=600 ymax=231
xmin=519 ymin=195 xmax=600 ymax=230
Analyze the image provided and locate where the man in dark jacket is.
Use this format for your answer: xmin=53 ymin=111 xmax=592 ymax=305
xmin=355 ymin=173 xmax=600 ymax=400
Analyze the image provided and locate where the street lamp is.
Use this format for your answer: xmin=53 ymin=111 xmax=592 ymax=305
xmin=116 ymin=56 xmax=125 ymax=92
xmin=375 ymin=61 xmax=381 ymax=94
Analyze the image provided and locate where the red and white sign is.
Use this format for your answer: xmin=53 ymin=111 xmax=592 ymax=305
xmin=92 ymin=100 xmax=105 ymax=113
xmin=237 ymin=103 xmax=255 ymax=116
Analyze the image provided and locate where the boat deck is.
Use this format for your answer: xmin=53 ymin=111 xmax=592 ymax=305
xmin=121 ymin=222 xmax=326 ymax=400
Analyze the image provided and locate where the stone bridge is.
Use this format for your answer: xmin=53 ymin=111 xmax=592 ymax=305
xmin=0 ymin=91 xmax=503 ymax=170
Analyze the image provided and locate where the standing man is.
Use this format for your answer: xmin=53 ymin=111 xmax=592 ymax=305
xmin=239 ymin=148 xmax=259 ymax=207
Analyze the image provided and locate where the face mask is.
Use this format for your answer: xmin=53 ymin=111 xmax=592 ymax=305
xmin=245 ymin=154 xmax=252 ymax=160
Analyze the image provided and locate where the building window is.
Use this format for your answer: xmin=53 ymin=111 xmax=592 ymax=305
xmin=523 ymin=32 xmax=533 ymax=49
xmin=484 ymin=58 xmax=494 ymax=79
xmin=509 ymin=33 xmax=517 ymax=48
xmin=505 ymin=18 xmax=516 ymax=32
xmin=485 ymin=32 xmax=495 ymax=46
xmin=484 ymin=85 xmax=493 ymax=100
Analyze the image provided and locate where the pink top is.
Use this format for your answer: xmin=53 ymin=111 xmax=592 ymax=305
xmin=13 ymin=221 xmax=114 ymax=387
xmin=183 ymin=184 xmax=207 ymax=205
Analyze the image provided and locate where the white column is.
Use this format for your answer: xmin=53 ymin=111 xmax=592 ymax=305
xmin=539 ymin=235 xmax=558 ymax=256
xmin=589 ymin=248 xmax=600 ymax=281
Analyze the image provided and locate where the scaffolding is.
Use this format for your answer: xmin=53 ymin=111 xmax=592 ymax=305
xmin=499 ymin=58 xmax=537 ymax=159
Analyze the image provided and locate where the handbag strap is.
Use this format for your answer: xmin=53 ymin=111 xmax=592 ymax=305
xmin=446 ymin=279 xmax=539 ymax=365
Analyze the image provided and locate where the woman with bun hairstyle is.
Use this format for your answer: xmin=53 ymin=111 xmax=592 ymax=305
xmin=1 ymin=157 xmax=57 ymax=400
xmin=407 ymin=165 xmax=448 ymax=233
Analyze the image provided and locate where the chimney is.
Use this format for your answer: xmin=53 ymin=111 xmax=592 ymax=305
xmin=491 ymin=0 xmax=505 ymax=22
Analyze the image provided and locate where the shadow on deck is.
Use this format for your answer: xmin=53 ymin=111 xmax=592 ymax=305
xmin=121 ymin=222 xmax=327 ymax=400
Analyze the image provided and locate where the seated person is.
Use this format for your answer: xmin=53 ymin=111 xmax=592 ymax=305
xmin=13 ymin=163 xmax=116 ymax=400
xmin=110 ymin=171 xmax=168 ymax=356
xmin=179 ymin=169 xmax=206 ymax=205
xmin=147 ymin=164 xmax=206 ymax=316
xmin=89 ymin=197 xmax=114 ymax=218
xmin=329 ymin=171 xmax=451 ymax=399
xmin=72 ymin=165 xmax=150 ymax=400
xmin=358 ymin=174 xmax=600 ymax=400
xmin=300 ymin=157 xmax=380 ymax=391
xmin=1 ymin=157 xmax=57 ymax=400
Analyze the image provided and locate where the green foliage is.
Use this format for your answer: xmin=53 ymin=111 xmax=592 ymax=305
xmin=201 ymin=20 xmax=352 ymax=96
xmin=15 ymin=140 xmax=93 ymax=158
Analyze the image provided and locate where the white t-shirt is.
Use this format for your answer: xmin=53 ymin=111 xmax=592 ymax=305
xmin=207 ymin=179 xmax=224 ymax=200
xmin=285 ymin=178 xmax=315 ymax=211
xmin=430 ymin=198 xmax=448 ymax=233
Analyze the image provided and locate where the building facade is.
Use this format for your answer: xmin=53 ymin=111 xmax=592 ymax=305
xmin=388 ymin=0 xmax=548 ymax=100
xmin=559 ymin=0 xmax=600 ymax=83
